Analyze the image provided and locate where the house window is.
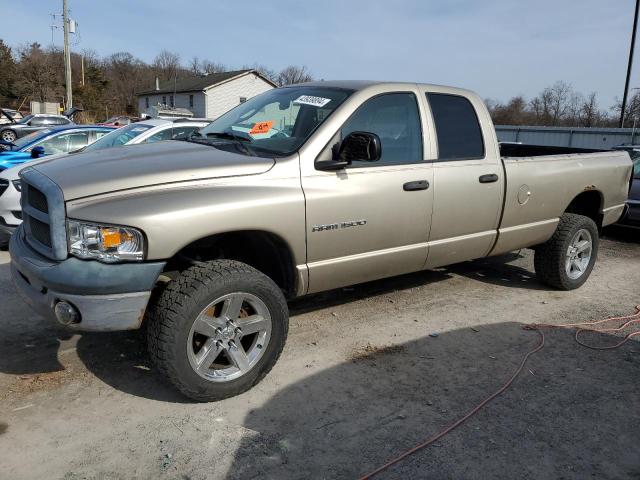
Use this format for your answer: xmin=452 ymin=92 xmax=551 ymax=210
xmin=239 ymin=97 xmax=247 ymax=103
xmin=162 ymin=96 xmax=166 ymax=105
xmin=189 ymin=95 xmax=194 ymax=108
xmin=145 ymin=97 xmax=149 ymax=109
xmin=169 ymin=95 xmax=174 ymax=107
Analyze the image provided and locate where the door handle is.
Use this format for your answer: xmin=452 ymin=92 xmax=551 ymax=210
xmin=479 ymin=174 xmax=499 ymax=183
xmin=403 ymin=180 xmax=429 ymax=191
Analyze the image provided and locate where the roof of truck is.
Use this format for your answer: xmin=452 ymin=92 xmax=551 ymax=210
xmin=290 ymin=80 xmax=477 ymax=96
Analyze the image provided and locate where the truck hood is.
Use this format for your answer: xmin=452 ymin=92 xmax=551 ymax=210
xmin=31 ymin=141 xmax=275 ymax=200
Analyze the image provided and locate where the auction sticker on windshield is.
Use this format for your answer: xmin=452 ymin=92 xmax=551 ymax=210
xmin=250 ymin=121 xmax=273 ymax=135
xmin=293 ymin=95 xmax=332 ymax=108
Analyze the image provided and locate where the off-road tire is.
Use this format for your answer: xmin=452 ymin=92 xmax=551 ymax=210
xmin=534 ymin=213 xmax=599 ymax=290
xmin=146 ymin=260 xmax=288 ymax=402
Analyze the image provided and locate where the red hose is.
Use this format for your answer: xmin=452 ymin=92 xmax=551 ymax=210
xmin=357 ymin=305 xmax=640 ymax=480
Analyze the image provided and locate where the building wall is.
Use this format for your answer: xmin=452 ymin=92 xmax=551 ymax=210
xmin=204 ymin=73 xmax=273 ymax=119
xmin=496 ymin=125 xmax=639 ymax=149
xmin=138 ymin=92 xmax=207 ymax=118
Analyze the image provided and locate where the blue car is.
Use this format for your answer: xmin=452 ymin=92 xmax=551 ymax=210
xmin=0 ymin=125 xmax=116 ymax=171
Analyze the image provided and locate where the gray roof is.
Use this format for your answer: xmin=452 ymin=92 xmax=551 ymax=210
xmin=137 ymin=70 xmax=276 ymax=95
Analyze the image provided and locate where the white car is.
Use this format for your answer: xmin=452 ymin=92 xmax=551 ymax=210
xmin=0 ymin=118 xmax=210 ymax=247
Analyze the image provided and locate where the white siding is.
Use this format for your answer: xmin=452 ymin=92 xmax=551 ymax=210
xmin=138 ymin=92 xmax=207 ymax=118
xmin=204 ymin=73 xmax=273 ymax=119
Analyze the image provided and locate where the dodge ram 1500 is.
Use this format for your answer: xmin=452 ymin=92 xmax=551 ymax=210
xmin=9 ymin=81 xmax=633 ymax=401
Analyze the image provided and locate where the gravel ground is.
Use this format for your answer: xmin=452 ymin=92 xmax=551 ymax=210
xmin=0 ymin=227 xmax=639 ymax=479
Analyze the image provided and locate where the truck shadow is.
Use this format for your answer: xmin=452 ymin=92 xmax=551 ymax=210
xmin=223 ymin=323 xmax=640 ymax=480
xmin=1 ymin=253 xmax=548 ymax=403
xmin=603 ymin=225 xmax=640 ymax=244
xmin=446 ymin=252 xmax=548 ymax=291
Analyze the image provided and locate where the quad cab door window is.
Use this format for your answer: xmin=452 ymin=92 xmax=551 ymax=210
xmin=341 ymin=93 xmax=423 ymax=166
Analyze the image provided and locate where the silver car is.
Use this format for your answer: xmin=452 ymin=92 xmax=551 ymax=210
xmin=0 ymin=118 xmax=209 ymax=246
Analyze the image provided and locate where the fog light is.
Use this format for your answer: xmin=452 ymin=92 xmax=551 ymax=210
xmin=54 ymin=301 xmax=80 ymax=325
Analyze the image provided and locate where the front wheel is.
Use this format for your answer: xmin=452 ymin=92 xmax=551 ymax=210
xmin=534 ymin=213 xmax=599 ymax=290
xmin=0 ymin=129 xmax=16 ymax=143
xmin=146 ymin=260 xmax=288 ymax=402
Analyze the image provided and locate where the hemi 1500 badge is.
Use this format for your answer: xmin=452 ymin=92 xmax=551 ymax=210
xmin=312 ymin=220 xmax=367 ymax=232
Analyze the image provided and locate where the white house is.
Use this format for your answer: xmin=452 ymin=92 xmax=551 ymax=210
xmin=137 ymin=69 xmax=276 ymax=119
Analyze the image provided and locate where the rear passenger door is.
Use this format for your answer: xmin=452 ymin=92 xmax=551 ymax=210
xmin=423 ymin=91 xmax=504 ymax=268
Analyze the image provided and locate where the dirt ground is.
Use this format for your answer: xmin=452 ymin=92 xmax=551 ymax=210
xmin=1 ymin=227 xmax=639 ymax=480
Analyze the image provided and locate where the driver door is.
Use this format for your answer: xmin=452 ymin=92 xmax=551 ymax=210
xmin=301 ymin=92 xmax=434 ymax=293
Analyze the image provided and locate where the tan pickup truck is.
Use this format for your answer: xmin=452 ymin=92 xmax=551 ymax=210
xmin=10 ymin=81 xmax=633 ymax=401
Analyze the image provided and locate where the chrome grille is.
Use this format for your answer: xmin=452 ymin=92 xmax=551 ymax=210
xmin=19 ymin=167 xmax=67 ymax=260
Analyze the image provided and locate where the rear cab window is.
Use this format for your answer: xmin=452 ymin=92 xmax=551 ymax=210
xmin=426 ymin=93 xmax=484 ymax=161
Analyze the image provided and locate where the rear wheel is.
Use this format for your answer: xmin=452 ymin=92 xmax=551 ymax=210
xmin=534 ymin=213 xmax=599 ymax=290
xmin=146 ymin=260 xmax=288 ymax=402
xmin=0 ymin=129 xmax=16 ymax=143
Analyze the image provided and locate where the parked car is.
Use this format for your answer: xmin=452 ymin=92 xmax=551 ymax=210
xmin=0 ymin=125 xmax=116 ymax=171
xmin=82 ymin=117 xmax=209 ymax=152
xmin=0 ymin=125 xmax=115 ymax=247
xmin=9 ymin=82 xmax=633 ymax=401
xmin=0 ymin=114 xmax=74 ymax=143
xmin=612 ymin=145 xmax=640 ymax=226
xmin=98 ymin=115 xmax=140 ymax=127
xmin=0 ymin=108 xmax=24 ymax=125
xmin=0 ymin=120 xmax=206 ymax=241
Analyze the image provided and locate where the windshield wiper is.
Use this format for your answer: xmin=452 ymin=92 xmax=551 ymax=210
xmin=183 ymin=134 xmax=256 ymax=156
xmin=206 ymin=131 xmax=253 ymax=143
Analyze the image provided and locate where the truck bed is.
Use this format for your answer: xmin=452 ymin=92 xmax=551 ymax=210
xmin=489 ymin=148 xmax=633 ymax=256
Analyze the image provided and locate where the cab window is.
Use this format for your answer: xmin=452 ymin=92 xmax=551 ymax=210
xmin=33 ymin=131 xmax=90 ymax=155
xmin=427 ymin=93 xmax=484 ymax=161
xmin=340 ymin=93 xmax=423 ymax=167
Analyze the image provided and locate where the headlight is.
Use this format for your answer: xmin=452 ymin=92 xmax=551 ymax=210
xmin=12 ymin=179 xmax=22 ymax=192
xmin=67 ymin=220 xmax=145 ymax=263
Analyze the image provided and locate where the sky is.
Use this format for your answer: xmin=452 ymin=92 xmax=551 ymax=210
xmin=3 ymin=0 xmax=638 ymax=108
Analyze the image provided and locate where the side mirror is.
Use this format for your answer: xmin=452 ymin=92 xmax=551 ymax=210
xmin=315 ymin=131 xmax=382 ymax=171
xmin=338 ymin=131 xmax=381 ymax=162
xmin=31 ymin=146 xmax=45 ymax=159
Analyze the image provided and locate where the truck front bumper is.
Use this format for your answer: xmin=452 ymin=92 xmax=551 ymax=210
xmin=9 ymin=226 xmax=166 ymax=331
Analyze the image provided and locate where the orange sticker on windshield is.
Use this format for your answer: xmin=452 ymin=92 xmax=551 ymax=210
xmin=249 ymin=121 xmax=273 ymax=135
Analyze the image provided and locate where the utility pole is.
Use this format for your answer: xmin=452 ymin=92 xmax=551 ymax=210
xmin=63 ymin=0 xmax=72 ymax=109
xmin=620 ymin=0 xmax=640 ymax=128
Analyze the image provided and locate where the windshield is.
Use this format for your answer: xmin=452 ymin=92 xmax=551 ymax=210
xmin=198 ymin=87 xmax=353 ymax=157
xmin=12 ymin=129 xmax=54 ymax=150
xmin=82 ymin=123 xmax=153 ymax=152
xmin=17 ymin=114 xmax=34 ymax=124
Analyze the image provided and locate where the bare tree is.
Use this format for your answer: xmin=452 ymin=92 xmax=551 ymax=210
xmin=152 ymin=49 xmax=181 ymax=81
xmin=201 ymin=60 xmax=226 ymax=74
xmin=276 ymin=65 xmax=313 ymax=86
xmin=15 ymin=43 xmax=62 ymax=102
xmin=578 ymin=93 xmax=600 ymax=127
xmin=189 ymin=56 xmax=201 ymax=75
xmin=242 ymin=63 xmax=277 ymax=83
